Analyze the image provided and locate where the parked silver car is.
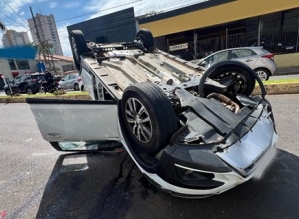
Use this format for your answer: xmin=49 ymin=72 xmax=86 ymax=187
xmin=193 ymin=47 xmax=277 ymax=80
xmin=59 ymin=73 xmax=82 ymax=90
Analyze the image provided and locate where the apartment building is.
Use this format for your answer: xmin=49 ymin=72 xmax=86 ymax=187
xmin=1 ymin=30 xmax=30 ymax=47
xmin=28 ymin=14 xmax=63 ymax=56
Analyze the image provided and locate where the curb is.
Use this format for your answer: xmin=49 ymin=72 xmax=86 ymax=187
xmin=0 ymin=94 xmax=91 ymax=104
xmin=252 ymin=82 xmax=299 ymax=95
xmin=1 ymin=83 xmax=299 ymax=103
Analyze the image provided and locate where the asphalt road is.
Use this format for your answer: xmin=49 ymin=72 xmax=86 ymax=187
xmin=0 ymin=95 xmax=299 ymax=219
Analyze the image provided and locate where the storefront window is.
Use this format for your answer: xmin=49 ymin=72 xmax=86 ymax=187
xmin=8 ymin=59 xmax=17 ymax=70
xmin=15 ymin=60 xmax=30 ymax=70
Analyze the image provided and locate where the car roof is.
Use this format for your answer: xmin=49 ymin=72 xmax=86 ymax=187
xmin=203 ymin=47 xmax=268 ymax=59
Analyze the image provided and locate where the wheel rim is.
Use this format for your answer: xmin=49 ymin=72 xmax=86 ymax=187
xmin=256 ymin=70 xmax=268 ymax=81
xmin=75 ymin=84 xmax=79 ymax=90
xmin=216 ymin=71 xmax=248 ymax=93
xmin=5 ymin=90 xmax=10 ymax=95
xmin=71 ymin=37 xmax=79 ymax=62
xmin=137 ymin=35 xmax=145 ymax=47
xmin=27 ymin=88 xmax=33 ymax=94
xmin=125 ymin=98 xmax=152 ymax=144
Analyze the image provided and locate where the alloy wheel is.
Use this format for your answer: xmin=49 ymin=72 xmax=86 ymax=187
xmin=27 ymin=88 xmax=33 ymax=95
xmin=125 ymin=97 xmax=153 ymax=143
xmin=256 ymin=70 xmax=268 ymax=81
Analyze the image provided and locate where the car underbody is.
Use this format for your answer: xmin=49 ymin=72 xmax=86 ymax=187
xmin=27 ymin=29 xmax=278 ymax=198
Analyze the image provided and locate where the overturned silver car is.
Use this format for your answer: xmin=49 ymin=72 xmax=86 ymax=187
xmin=27 ymin=29 xmax=277 ymax=198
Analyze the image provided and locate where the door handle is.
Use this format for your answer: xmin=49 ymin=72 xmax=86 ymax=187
xmin=245 ymin=59 xmax=253 ymax=62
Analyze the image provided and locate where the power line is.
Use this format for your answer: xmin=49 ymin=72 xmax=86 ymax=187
xmin=56 ymin=0 xmax=142 ymax=22
xmin=1 ymin=0 xmax=28 ymax=25
xmin=0 ymin=11 xmax=28 ymax=30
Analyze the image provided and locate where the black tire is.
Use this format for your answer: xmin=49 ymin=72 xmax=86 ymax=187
xmin=206 ymin=62 xmax=256 ymax=96
xmin=81 ymin=85 xmax=84 ymax=91
xmin=136 ymin=29 xmax=154 ymax=51
xmin=74 ymin=83 xmax=79 ymax=91
xmin=121 ymin=82 xmax=177 ymax=154
xmin=4 ymin=89 xmax=11 ymax=96
xmin=69 ymin=30 xmax=89 ymax=70
xmin=255 ymin=68 xmax=270 ymax=81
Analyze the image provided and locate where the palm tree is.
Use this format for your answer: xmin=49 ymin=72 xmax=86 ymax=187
xmin=0 ymin=20 xmax=5 ymax=31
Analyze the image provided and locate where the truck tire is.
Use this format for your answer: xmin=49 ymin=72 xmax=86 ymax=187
xmin=121 ymin=82 xmax=177 ymax=154
xmin=69 ymin=30 xmax=89 ymax=70
xmin=136 ymin=29 xmax=154 ymax=51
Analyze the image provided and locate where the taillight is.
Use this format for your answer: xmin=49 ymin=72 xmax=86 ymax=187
xmin=262 ymin=54 xmax=274 ymax=59
xmin=78 ymin=78 xmax=81 ymax=82
xmin=32 ymin=79 xmax=36 ymax=82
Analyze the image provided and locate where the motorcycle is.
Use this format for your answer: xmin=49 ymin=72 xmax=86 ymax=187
xmin=39 ymin=80 xmax=62 ymax=94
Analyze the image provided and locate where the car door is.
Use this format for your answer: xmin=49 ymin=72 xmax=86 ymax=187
xmin=26 ymin=98 xmax=120 ymax=151
xmin=68 ymin=74 xmax=76 ymax=89
xmin=230 ymin=49 xmax=258 ymax=68
xmin=18 ymin=75 xmax=30 ymax=92
xmin=59 ymin=75 xmax=69 ymax=89
xmin=15 ymin=76 xmax=27 ymax=92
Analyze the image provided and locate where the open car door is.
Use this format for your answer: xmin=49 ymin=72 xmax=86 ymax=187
xmin=27 ymin=98 xmax=121 ymax=151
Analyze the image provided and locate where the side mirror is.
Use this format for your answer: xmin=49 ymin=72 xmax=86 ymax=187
xmin=199 ymin=61 xmax=207 ymax=66
xmin=61 ymin=78 xmax=65 ymax=81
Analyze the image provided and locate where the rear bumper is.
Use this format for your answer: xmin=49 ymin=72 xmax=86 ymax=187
xmin=141 ymin=108 xmax=277 ymax=196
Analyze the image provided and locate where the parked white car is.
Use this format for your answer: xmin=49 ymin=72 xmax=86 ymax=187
xmin=59 ymin=73 xmax=82 ymax=90
xmin=192 ymin=47 xmax=277 ymax=80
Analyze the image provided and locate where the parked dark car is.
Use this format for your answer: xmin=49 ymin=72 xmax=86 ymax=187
xmin=4 ymin=73 xmax=45 ymax=95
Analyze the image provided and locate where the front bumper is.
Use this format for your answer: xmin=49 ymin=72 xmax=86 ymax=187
xmin=144 ymin=108 xmax=277 ymax=196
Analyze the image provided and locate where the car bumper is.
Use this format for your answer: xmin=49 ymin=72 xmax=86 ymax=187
xmin=138 ymin=108 xmax=277 ymax=197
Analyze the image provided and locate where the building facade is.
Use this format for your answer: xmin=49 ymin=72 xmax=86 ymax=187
xmin=67 ymin=8 xmax=137 ymax=44
xmin=138 ymin=0 xmax=299 ymax=60
xmin=1 ymin=30 xmax=30 ymax=47
xmin=0 ymin=55 xmax=74 ymax=90
xmin=28 ymin=14 xmax=63 ymax=56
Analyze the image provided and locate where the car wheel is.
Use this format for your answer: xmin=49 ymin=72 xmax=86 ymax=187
xmin=135 ymin=29 xmax=154 ymax=51
xmin=5 ymin=89 xmax=11 ymax=96
xmin=39 ymin=86 xmax=45 ymax=94
xmin=206 ymin=62 xmax=256 ymax=96
xmin=255 ymin=68 xmax=270 ymax=81
xmin=26 ymin=87 xmax=33 ymax=95
xmin=121 ymin=82 xmax=177 ymax=154
xmin=74 ymin=83 xmax=79 ymax=91
xmin=81 ymin=85 xmax=84 ymax=91
xmin=69 ymin=30 xmax=89 ymax=70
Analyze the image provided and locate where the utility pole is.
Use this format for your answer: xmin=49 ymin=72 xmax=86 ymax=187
xmin=30 ymin=6 xmax=48 ymax=65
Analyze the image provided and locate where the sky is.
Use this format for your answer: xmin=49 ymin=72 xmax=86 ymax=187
xmin=0 ymin=0 xmax=206 ymax=57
